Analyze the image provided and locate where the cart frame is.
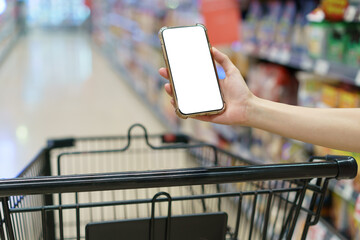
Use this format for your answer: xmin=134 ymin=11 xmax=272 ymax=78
xmin=0 ymin=124 xmax=357 ymax=240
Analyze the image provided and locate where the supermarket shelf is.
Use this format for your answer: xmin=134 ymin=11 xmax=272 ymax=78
xmin=108 ymin=13 xmax=160 ymax=49
xmin=211 ymin=124 xmax=265 ymax=164
xmin=310 ymin=218 xmax=347 ymax=240
xmin=99 ymin=43 xmax=178 ymax=131
xmin=0 ymin=30 xmax=21 ymax=67
xmin=240 ymin=47 xmax=360 ymax=86
xmin=108 ymin=12 xmax=360 ymax=86
xmin=211 ymin=124 xmax=240 ymax=142
xmin=0 ymin=22 xmax=15 ymax=43
xmin=134 ymin=57 xmax=164 ymax=84
xmin=312 ymin=59 xmax=360 ymax=86
xmin=328 ymin=179 xmax=357 ymax=206
xmin=107 ymin=33 xmax=162 ymax=84
xmin=232 ymin=142 xmax=265 ymax=165
xmin=210 ymin=123 xmax=313 ymax=165
xmin=107 ymin=12 xmax=138 ymax=34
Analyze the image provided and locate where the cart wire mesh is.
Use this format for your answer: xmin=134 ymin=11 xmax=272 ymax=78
xmin=0 ymin=124 xmax=357 ymax=240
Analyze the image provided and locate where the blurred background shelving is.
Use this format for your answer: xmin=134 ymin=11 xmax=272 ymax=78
xmin=0 ymin=0 xmax=22 ymax=65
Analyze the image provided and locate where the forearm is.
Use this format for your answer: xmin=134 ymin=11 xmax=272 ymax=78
xmin=246 ymin=96 xmax=360 ymax=153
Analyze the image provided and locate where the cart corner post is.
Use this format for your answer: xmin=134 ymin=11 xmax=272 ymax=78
xmin=1 ymin=197 xmax=15 ymax=240
xmin=45 ymin=140 xmax=69 ymax=240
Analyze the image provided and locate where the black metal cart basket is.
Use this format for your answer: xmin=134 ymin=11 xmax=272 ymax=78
xmin=0 ymin=124 xmax=357 ymax=240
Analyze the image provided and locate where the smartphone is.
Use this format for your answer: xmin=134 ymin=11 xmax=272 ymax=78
xmin=159 ymin=24 xmax=225 ymax=119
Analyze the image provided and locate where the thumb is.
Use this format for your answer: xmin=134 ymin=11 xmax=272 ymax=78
xmin=212 ymin=47 xmax=237 ymax=75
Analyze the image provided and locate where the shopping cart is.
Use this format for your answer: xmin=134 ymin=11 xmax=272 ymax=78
xmin=0 ymin=124 xmax=357 ymax=240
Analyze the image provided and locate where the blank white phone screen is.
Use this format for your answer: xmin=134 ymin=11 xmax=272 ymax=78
xmin=162 ymin=26 xmax=224 ymax=115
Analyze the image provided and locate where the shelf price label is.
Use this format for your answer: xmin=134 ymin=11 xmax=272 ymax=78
xmin=268 ymin=47 xmax=278 ymax=62
xmin=355 ymin=70 xmax=360 ymax=87
xmin=300 ymin=57 xmax=313 ymax=70
xmin=314 ymin=59 xmax=330 ymax=76
xmin=278 ymin=51 xmax=291 ymax=64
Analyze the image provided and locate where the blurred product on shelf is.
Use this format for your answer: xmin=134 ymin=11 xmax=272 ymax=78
xmin=250 ymin=128 xmax=310 ymax=164
xmin=306 ymin=21 xmax=328 ymax=59
xmin=240 ymin=0 xmax=360 ymax=84
xmin=346 ymin=24 xmax=360 ymax=66
xmin=321 ymin=0 xmax=350 ymax=22
xmin=247 ymin=63 xmax=298 ymax=104
xmin=307 ymin=0 xmax=360 ymax=70
xmin=257 ymin=0 xmax=283 ymax=56
xmin=328 ymin=191 xmax=360 ymax=239
xmin=307 ymin=218 xmax=347 ymax=240
xmin=241 ymin=0 xmax=261 ymax=53
xmin=327 ymin=23 xmax=347 ymax=63
xmin=274 ymin=0 xmax=296 ymax=56
xmin=307 ymin=21 xmax=360 ymax=66
xmin=0 ymin=0 xmax=22 ymax=65
xmin=201 ymin=0 xmax=240 ymax=46
xmin=242 ymin=0 xmax=318 ymax=65
xmin=296 ymin=72 xmax=325 ymax=107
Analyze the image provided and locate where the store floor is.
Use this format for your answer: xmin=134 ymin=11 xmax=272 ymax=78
xmin=0 ymin=29 xmax=166 ymax=178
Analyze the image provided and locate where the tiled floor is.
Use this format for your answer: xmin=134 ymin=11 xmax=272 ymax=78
xmin=0 ymin=29 xmax=165 ymax=178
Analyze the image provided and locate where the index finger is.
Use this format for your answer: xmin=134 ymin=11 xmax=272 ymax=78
xmin=159 ymin=67 xmax=169 ymax=80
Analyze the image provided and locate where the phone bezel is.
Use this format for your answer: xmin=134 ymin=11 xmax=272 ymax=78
xmin=159 ymin=24 xmax=225 ymax=119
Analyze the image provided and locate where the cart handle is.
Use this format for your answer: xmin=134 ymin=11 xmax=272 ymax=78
xmin=0 ymin=156 xmax=356 ymax=197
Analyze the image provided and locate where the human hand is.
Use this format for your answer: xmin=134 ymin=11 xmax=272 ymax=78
xmin=159 ymin=47 xmax=254 ymax=125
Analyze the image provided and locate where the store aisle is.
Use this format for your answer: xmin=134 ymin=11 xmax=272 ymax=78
xmin=0 ymin=29 xmax=166 ymax=178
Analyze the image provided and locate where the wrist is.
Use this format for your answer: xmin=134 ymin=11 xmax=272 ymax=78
xmin=242 ymin=94 xmax=263 ymax=127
